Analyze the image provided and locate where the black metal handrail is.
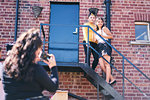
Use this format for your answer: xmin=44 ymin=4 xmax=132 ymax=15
xmin=40 ymin=23 xmax=150 ymax=99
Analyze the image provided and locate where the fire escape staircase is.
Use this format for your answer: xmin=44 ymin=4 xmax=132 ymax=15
xmin=40 ymin=23 xmax=150 ymax=100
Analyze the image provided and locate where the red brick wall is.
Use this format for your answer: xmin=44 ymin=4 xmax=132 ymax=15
xmin=111 ymin=0 xmax=150 ymax=100
xmin=0 ymin=0 xmax=150 ymax=100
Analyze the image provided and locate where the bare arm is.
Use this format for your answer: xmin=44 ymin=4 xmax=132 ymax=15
xmin=102 ymin=27 xmax=113 ymax=39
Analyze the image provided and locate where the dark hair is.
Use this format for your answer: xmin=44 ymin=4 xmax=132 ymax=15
xmin=0 ymin=47 xmax=1 ymax=51
xmin=88 ymin=8 xmax=99 ymax=17
xmin=4 ymin=28 xmax=42 ymax=81
xmin=88 ymin=13 xmax=96 ymax=18
xmin=6 ymin=44 xmax=13 ymax=51
xmin=96 ymin=17 xmax=105 ymax=30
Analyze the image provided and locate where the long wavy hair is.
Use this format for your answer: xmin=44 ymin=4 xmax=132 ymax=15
xmin=4 ymin=28 xmax=42 ymax=81
xmin=96 ymin=17 xmax=105 ymax=31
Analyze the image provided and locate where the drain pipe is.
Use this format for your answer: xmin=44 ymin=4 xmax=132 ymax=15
xmin=14 ymin=0 xmax=19 ymax=41
xmin=104 ymin=0 xmax=111 ymax=43
xmin=6 ymin=0 xmax=19 ymax=51
xmin=104 ymin=0 xmax=111 ymax=30
xmin=103 ymin=1 xmax=112 ymax=100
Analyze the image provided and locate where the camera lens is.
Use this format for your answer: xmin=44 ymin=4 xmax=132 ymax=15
xmin=40 ymin=52 xmax=50 ymax=61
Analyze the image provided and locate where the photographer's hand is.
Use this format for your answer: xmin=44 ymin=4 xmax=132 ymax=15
xmin=43 ymin=54 xmax=56 ymax=69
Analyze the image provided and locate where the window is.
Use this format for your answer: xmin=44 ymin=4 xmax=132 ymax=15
xmin=130 ymin=22 xmax=150 ymax=45
xmin=135 ymin=22 xmax=149 ymax=41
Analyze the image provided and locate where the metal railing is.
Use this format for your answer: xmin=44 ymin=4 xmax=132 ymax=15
xmin=40 ymin=23 xmax=150 ymax=100
xmin=87 ymin=26 xmax=150 ymax=99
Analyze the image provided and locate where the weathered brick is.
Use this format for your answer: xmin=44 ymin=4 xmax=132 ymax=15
xmin=0 ymin=0 xmax=150 ymax=99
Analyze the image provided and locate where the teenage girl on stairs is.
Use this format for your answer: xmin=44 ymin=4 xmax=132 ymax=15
xmin=95 ymin=17 xmax=116 ymax=85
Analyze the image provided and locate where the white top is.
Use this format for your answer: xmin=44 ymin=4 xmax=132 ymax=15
xmin=0 ymin=62 xmax=5 ymax=100
xmin=95 ymin=29 xmax=108 ymax=43
xmin=0 ymin=62 xmax=3 ymax=79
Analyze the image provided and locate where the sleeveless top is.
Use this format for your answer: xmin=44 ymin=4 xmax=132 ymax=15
xmin=95 ymin=28 xmax=108 ymax=43
xmin=82 ymin=22 xmax=97 ymax=43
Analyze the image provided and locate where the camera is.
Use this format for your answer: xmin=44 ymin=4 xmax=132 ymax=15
xmin=40 ymin=52 xmax=51 ymax=61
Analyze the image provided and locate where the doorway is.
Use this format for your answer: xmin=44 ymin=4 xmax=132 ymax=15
xmin=49 ymin=2 xmax=79 ymax=63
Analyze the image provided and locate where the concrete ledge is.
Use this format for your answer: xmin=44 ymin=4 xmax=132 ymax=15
xmin=130 ymin=41 xmax=150 ymax=45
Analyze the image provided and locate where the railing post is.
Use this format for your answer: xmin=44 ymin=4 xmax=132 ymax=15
xmin=122 ymin=57 xmax=125 ymax=99
xmin=97 ymin=83 xmax=99 ymax=100
xmin=40 ymin=24 xmax=45 ymax=51
xmin=14 ymin=0 xmax=19 ymax=41
xmin=87 ymin=26 xmax=89 ymax=66
xmin=43 ymin=33 xmax=46 ymax=51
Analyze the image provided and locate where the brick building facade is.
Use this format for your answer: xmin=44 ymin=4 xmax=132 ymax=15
xmin=0 ymin=0 xmax=150 ymax=100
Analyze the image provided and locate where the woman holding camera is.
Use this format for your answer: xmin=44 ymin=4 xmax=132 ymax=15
xmin=2 ymin=28 xmax=59 ymax=100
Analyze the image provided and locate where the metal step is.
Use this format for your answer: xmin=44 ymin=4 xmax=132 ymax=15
xmin=80 ymin=63 xmax=124 ymax=100
xmin=85 ymin=75 xmax=112 ymax=97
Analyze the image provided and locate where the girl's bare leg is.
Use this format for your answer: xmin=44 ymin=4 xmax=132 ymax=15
xmin=104 ymin=55 xmax=115 ymax=83
xmin=99 ymin=58 xmax=106 ymax=73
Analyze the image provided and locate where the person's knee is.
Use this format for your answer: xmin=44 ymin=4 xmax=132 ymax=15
xmin=99 ymin=62 xmax=105 ymax=68
xmin=104 ymin=61 xmax=110 ymax=67
xmin=100 ymin=65 xmax=105 ymax=69
xmin=104 ymin=58 xmax=110 ymax=65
